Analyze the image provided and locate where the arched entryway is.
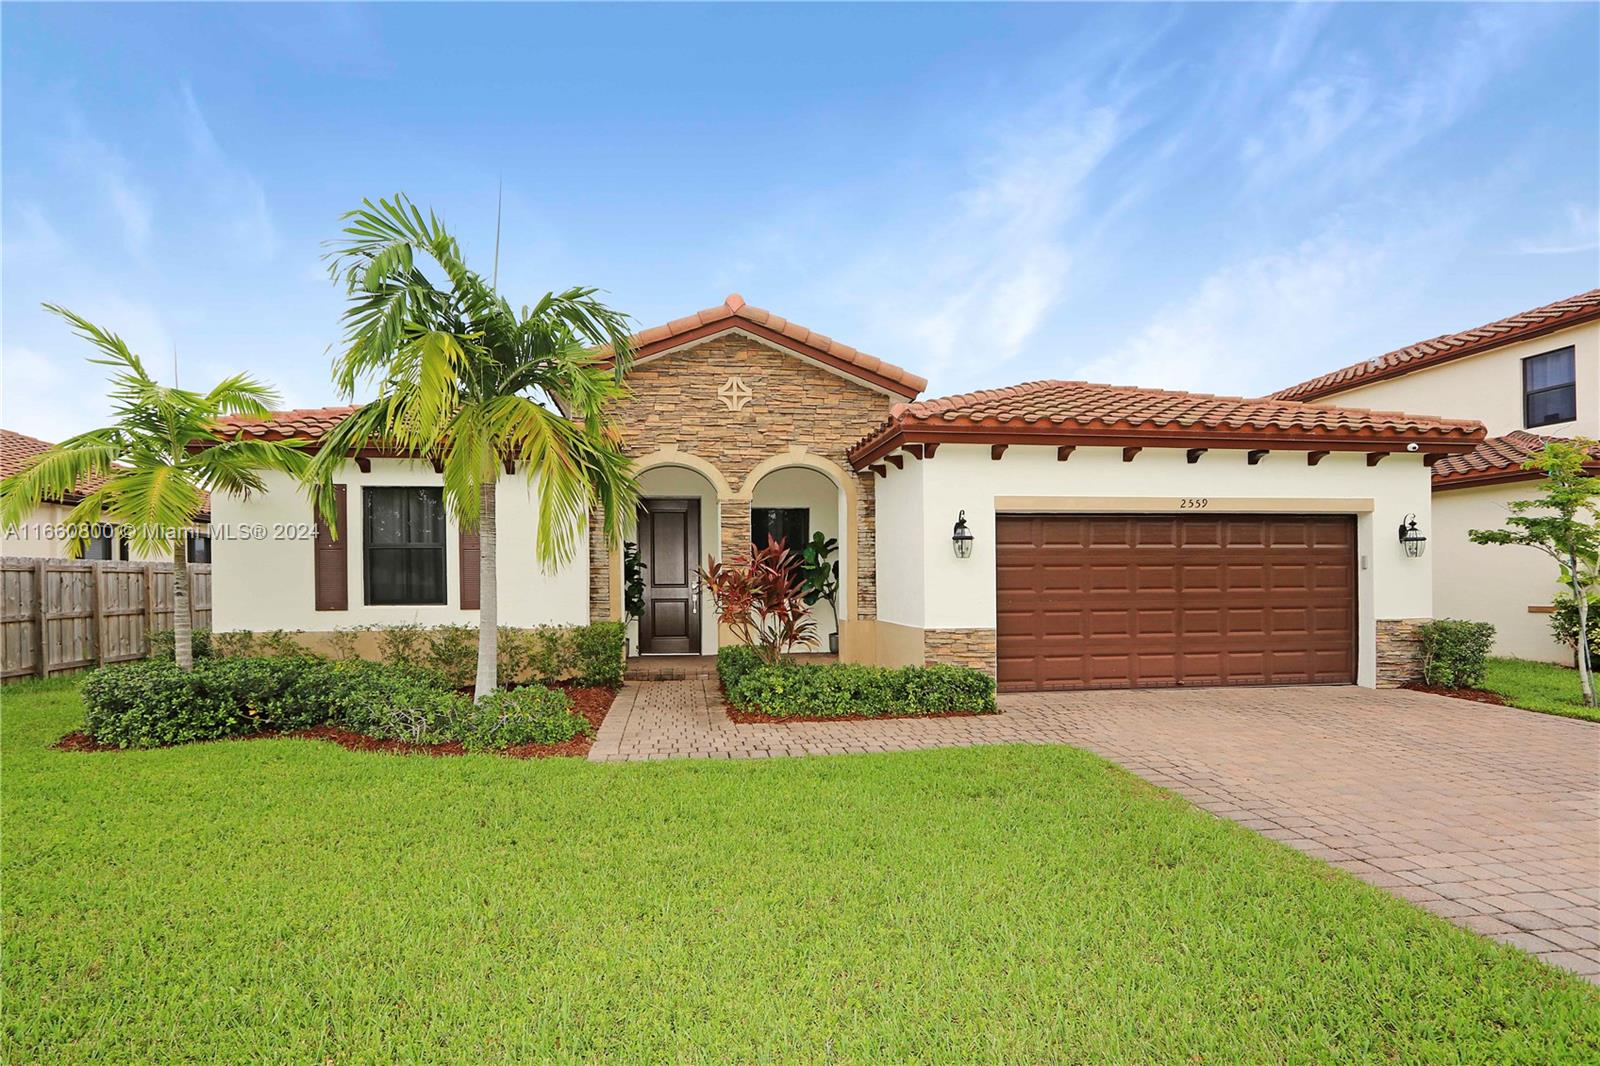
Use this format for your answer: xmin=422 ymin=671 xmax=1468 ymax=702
xmin=745 ymin=460 xmax=849 ymax=654
xmin=631 ymin=460 xmax=723 ymax=656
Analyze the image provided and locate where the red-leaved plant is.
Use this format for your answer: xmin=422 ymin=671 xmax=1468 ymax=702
xmin=700 ymin=537 xmax=817 ymax=664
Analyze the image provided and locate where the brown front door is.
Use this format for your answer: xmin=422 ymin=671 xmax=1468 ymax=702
xmin=996 ymin=514 xmax=1356 ymax=692
xmin=638 ymin=498 xmax=702 ymax=654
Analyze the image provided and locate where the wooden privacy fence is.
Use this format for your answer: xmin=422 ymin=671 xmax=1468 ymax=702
xmin=1 ymin=558 xmax=212 ymax=681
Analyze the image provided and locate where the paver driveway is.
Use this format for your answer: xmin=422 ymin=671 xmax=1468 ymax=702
xmin=592 ymin=680 xmax=1600 ymax=978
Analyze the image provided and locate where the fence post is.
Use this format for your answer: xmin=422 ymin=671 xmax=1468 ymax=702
xmin=87 ymin=561 xmax=103 ymax=667
xmin=32 ymin=559 xmax=48 ymax=678
xmin=143 ymin=562 xmax=156 ymax=644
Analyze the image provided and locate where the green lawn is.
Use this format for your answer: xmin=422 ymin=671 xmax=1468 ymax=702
xmin=4 ymin=680 xmax=1596 ymax=1064
xmin=1483 ymin=657 xmax=1600 ymax=723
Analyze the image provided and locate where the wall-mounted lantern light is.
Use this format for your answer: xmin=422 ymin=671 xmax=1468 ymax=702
xmin=952 ymin=510 xmax=974 ymax=559
xmin=1398 ymin=513 xmax=1427 ymax=558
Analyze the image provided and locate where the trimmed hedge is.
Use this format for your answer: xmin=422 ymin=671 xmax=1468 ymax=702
xmin=1417 ymin=619 xmax=1496 ymax=689
xmin=205 ymin=621 xmax=627 ymax=688
xmin=79 ymin=655 xmax=589 ymax=752
xmin=718 ymin=652 xmax=997 ymax=718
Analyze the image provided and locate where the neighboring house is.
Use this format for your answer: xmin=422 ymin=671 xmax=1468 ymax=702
xmin=1272 ymin=289 xmax=1600 ymax=662
xmin=0 ymin=429 xmax=212 ymax=563
xmin=211 ymin=295 xmax=1482 ymax=691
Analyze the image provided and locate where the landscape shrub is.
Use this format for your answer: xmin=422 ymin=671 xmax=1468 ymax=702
xmin=572 ymin=621 xmax=626 ymax=686
xmin=80 ymin=656 xmax=460 ymax=748
xmin=255 ymin=629 xmax=311 ymax=658
xmin=82 ymin=656 xmax=302 ymax=747
xmin=1417 ymin=619 xmax=1496 ymax=689
xmin=497 ymin=626 xmax=534 ymax=685
xmin=727 ymin=659 xmax=998 ymax=718
xmin=211 ymin=630 xmax=256 ymax=658
xmin=149 ymin=628 xmax=213 ymax=660
xmin=528 ymin=625 xmax=573 ymax=683
xmin=716 ymin=646 xmax=764 ymax=692
xmin=376 ymin=623 xmax=428 ymax=668
xmin=425 ymin=624 xmax=478 ymax=687
xmin=455 ymin=686 xmax=590 ymax=751
xmin=1549 ymin=594 xmax=1600 ymax=666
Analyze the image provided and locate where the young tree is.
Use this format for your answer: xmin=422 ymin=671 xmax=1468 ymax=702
xmin=312 ymin=195 xmax=638 ymax=698
xmin=701 ymin=538 xmax=817 ymax=665
xmin=1469 ymin=438 xmax=1600 ymax=706
xmin=0 ymin=306 xmax=307 ymax=668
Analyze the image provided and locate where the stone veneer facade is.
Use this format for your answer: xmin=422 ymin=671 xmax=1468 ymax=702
xmin=923 ymin=628 xmax=999 ymax=673
xmin=591 ymin=332 xmax=901 ymax=635
xmin=1375 ymin=618 xmax=1427 ymax=687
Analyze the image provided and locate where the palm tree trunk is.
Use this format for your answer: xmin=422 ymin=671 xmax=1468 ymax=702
xmin=474 ymin=481 xmax=498 ymax=699
xmin=172 ymin=539 xmax=193 ymax=671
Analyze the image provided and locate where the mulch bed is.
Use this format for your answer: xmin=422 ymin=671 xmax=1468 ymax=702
xmin=52 ymin=684 xmax=618 ymax=760
xmin=1402 ymin=682 xmax=1508 ymax=706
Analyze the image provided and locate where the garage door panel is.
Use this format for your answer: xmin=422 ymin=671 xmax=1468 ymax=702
xmin=996 ymin=513 xmax=1355 ymax=691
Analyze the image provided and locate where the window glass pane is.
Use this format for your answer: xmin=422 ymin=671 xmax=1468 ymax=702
xmin=83 ymin=528 xmax=113 ymax=560
xmin=751 ymin=508 xmax=809 ymax=551
xmin=408 ymin=546 xmax=446 ymax=602
xmin=369 ymin=493 xmax=406 ymax=545
xmin=1527 ymin=386 xmax=1577 ymax=427
xmin=410 ymin=489 xmax=445 ymax=544
xmin=1525 ymin=348 xmax=1575 ymax=391
xmin=187 ymin=533 xmax=211 ymax=564
xmin=367 ymin=547 xmax=410 ymax=604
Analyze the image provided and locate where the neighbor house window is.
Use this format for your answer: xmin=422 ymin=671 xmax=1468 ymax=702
xmin=1524 ymin=346 xmax=1576 ymax=428
xmin=82 ymin=523 xmax=121 ymax=560
xmin=186 ymin=532 xmax=212 ymax=564
xmin=751 ymin=507 xmax=809 ymax=552
xmin=363 ymin=487 xmax=446 ymax=605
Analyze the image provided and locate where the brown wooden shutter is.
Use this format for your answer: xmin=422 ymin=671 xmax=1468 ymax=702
xmin=459 ymin=527 xmax=480 ymax=610
xmin=314 ymin=484 xmax=348 ymax=611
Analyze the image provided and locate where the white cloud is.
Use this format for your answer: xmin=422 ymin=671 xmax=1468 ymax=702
xmin=55 ymin=120 xmax=153 ymax=254
xmin=1075 ymin=232 xmax=1391 ymax=396
xmin=178 ymin=83 xmax=278 ymax=259
xmin=1518 ymin=203 xmax=1600 ymax=257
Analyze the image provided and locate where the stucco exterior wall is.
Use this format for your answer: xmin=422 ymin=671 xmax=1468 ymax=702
xmin=873 ymin=445 xmax=1437 ymax=688
xmin=1433 ymin=482 xmax=1570 ymax=663
xmin=1314 ymin=320 xmax=1599 ymax=438
xmin=211 ymin=461 xmax=587 ymax=633
xmin=2 ymin=500 xmax=204 ymax=562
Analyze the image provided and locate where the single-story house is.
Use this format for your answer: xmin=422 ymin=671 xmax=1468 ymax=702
xmin=211 ymin=295 xmax=1484 ymax=691
xmin=1 ymin=428 xmax=212 ymax=563
xmin=1272 ymin=288 xmax=1599 ymax=663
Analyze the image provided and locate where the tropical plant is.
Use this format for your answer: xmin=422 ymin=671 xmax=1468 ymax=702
xmin=1470 ymin=438 xmax=1600 ymax=706
xmin=0 ymin=306 xmax=307 ymax=669
xmin=700 ymin=537 xmax=816 ymax=665
xmin=798 ymin=531 xmax=840 ymax=643
xmin=310 ymin=194 xmax=639 ymax=697
xmin=623 ymin=540 xmax=647 ymax=621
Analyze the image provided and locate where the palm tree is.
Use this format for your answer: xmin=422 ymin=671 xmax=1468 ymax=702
xmin=312 ymin=195 xmax=638 ymax=698
xmin=0 ymin=306 xmax=308 ymax=668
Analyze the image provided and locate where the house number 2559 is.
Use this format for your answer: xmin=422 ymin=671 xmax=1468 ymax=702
xmin=1178 ymin=497 xmax=1209 ymax=509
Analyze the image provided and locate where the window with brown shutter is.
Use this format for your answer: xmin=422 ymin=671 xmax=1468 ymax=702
xmin=459 ymin=527 xmax=480 ymax=610
xmin=314 ymin=484 xmax=348 ymax=611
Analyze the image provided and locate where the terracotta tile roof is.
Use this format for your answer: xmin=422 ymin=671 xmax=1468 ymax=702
xmin=1271 ymin=289 xmax=1600 ymax=402
xmin=1 ymin=428 xmax=210 ymax=516
xmin=1431 ymin=430 xmax=1600 ymax=491
xmin=847 ymin=379 xmax=1485 ymax=468
xmin=615 ymin=294 xmax=928 ymax=398
xmin=214 ymin=405 xmax=362 ymax=443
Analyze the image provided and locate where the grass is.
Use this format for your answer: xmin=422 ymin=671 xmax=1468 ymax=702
xmin=1482 ymin=657 xmax=1600 ymax=723
xmin=3 ymin=679 xmax=1596 ymax=1064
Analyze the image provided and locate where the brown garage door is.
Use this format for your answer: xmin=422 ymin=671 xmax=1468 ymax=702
xmin=996 ymin=514 xmax=1356 ymax=692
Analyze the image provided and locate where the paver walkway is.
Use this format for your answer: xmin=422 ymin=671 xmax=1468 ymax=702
xmin=592 ymin=679 xmax=1600 ymax=978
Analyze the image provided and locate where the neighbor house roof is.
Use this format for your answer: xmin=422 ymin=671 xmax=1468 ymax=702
xmin=614 ymin=294 xmax=928 ymax=398
xmin=1270 ymin=289 xmax=1600 ymax=403
xmin=1 ymin=428 xmax=210 ymax=517
xmin=1431 ymin=430 xmax=1600 ymax=492
xmin=214 ymin=405 xmax=361 ymax=443
xmin=847 ymin=379 xmax=1485 ymax=469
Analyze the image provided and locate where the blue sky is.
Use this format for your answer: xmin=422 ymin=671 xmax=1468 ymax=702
xmin=3 ymin=2 xmax=1597 ymax=440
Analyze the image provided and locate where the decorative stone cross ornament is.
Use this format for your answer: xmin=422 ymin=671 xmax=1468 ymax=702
xmin=717 ymin=375 xmax=753 ymax=411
